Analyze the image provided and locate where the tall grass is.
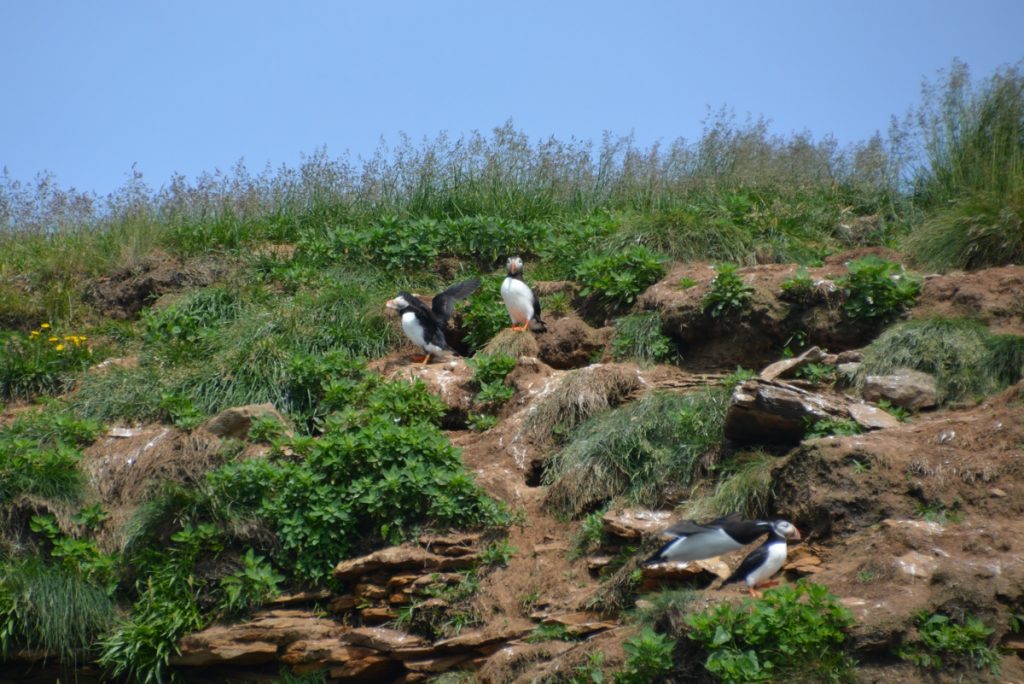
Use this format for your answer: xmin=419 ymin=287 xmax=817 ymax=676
xmin=907 ymin=60 xmax=1024 ymax=270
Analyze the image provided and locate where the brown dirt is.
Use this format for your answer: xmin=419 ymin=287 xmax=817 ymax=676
xmin=87 ymin=250 xmax=227 ymax=319
xmin=914 ymin=265 xmax=1024 ymax=335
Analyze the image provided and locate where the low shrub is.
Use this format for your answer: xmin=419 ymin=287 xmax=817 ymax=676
xmin=461 ymin=276 xmax=509 ymax=351
xmin=0 ymin=408 xmax=96 ymax=503
xmin=837 ymin=256 xmax=920 ymax=323
xmin=468 ymin=352 xmax=517 ymax=411
xmin=575 ymin=246 xmax=666 ymax=309
xmin=616 ymin=627 xmax=675 ymax=684
xmin=685 ymin=581 xmax=855 ymax=683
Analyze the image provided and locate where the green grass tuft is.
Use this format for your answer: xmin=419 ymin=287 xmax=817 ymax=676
xmin=856 ymin=318 xmax=1022 ymax=404
xmin=543 ymin=385 xmax=732 ymax=518
xmin=681 ymin=451 xmax=776 ymax=520
xmin=611 ymin=312 xmax=675 ymax=365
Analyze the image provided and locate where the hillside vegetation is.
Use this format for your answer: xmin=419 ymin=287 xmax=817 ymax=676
xmin=1 ymin=60 xmax=1023 ymax=683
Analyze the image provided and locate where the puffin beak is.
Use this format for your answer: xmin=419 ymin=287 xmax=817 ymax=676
xmin=790 ymin=527 xmax=802 ymax=541
xmin=385 ymin=299 xmax=398 ymax=310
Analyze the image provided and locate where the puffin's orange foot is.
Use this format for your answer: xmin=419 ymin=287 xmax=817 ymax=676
xmin=759 ymin=580 xmax=780 ymax=589
xmin=412 ymin=354 xmax=429 ymax=364
xmin=419 ymin=354 xmax=432 ymax=366
xmin=748 ymin=587 xmax=763 ymax=599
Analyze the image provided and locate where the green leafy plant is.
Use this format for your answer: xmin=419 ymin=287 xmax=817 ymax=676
xmin=794 ymin=362 xmax=836 ymax=385
xmin=897 ymin=612 xmax=999 ymax=674
xmin=462 ymin=277 xmax=509 ymax=351
xmin=218 ymin=549 xmax=285 ymax=617
xmin=616 ymin=627 xmax=675 ymax=684
xmin=468 ymin=352 xmax=517 ymax=411
xmin=575 ymin=246 xmax=666 ymax=308
xmin=29 ymin=514 xmax=118 ymax=595
xmin=467 ymin=413 xmax=499 ymax=432
xmin=678 ymin=277 xmax=698 ymax=289
xmin=159 ymin=391 xmax=205 ymax=430
xmin=805 ymin=417 xmax=862 ymax=439
xmin=479 ymin=538 xmax=517 ymax=567
xmin=249 ymin=415 xmax=287 ymax=443
xmin=570 ymin=506 xmax=608 ymax=561
xmin=876 ymin=399 xmax=910 ymax=422
xmin=526 ymin=623 xmax=575 ymax=643
xmin=685 ymin=581 xmax=855 ymax=683
xmin=702 ymin=263 xmax=754 ymax=318
xmin=837 ymin=256 xmax=920 ymax=322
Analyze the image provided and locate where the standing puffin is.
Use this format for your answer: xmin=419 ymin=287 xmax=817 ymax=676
xmin=385 ymin=277 xmax=480 ymax=364
xmin=644 ymin=513 xmax=781 ymax=565
xmin=501 ymin=256 xmax=545 ymax=333
xmin=719 ymin=520 xmax=801 ymax=597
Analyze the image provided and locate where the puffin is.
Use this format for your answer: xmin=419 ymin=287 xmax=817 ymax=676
xmin=645 ymin=513 xmax=779 ymax=565
xmin=719 ymin=520 xmax=802 ymax=597
xmin=385 ymin=277 xmax=480 ymax=364
xmin=501 ymin=256 xmax=545 ymax=333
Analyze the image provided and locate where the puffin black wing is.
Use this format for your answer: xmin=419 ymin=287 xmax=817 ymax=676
xmin=432 ymin=277 xmax=481 ymax=324
xmin=720 ymin=540 xmax=771 ymax=587
xmin=531 ymin=289 xmax=546 ymax=331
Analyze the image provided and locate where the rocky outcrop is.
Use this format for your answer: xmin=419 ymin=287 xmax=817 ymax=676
xmin=535 ymin=316 xmax=610 ymax=369
xmin=861 ymin=369 xmax=938 ymax=411
xmin=204 ymin=403 xmax=290 ymax=439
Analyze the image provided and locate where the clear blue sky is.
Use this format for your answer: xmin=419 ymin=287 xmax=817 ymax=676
xmin=2 ymin=0 xmax=1022 ymax=196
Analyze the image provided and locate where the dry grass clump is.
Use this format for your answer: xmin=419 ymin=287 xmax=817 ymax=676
xmin=481 ymin=328 xmax=540 ymax=359
xmin=680 ymin=451 xmax=776 ymax=521
xmin=521 ymin=364 xmax=642 ymax=441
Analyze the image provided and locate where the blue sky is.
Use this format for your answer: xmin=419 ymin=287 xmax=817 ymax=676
xmin=2 ymin=1 xmax=1022 ymax=196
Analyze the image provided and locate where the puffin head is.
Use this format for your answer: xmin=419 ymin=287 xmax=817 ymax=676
xmin=386 ymin=294 xmax=411 ymax=311
xmin=771 ymin=520 xmax=801 ymax=541
xmin=506 ymin=256 xmax=524 ymax=275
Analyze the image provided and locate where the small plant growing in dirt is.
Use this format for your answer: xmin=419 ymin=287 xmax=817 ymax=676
xmin=780 ymin=266 xmax=816 ymax=303
xmin=795 ymin=362 xmax=837 ymax=385
xmin=569 ymin=506 xmax=608 ymax=561
xmin=574 ymin=246 xmax=667 ymax=309
xmin=541 ymin=291 xmax=571 ymax=317
xmin=611 ymin=312 xmax=675 ymax=365
xmin=467 ymin=413 xmax=499 ymax=432
xmin=616 ymin=627 xmax=675 ymax=683
xmin=685 ymin=581 xmax=855 ymax=683
xmin=526 ymin=623 xmax=576 ymax=643
xmin=248 ymin=416 xmax=286 ymax=443
xmin=468 ymin=352 xmax=517 ymax=410
xmin=837 ymin=256 xmax=920 ymax=322
xmin=897 ymin=612 xmax=999 ymax=675
xmin=678 ymin=276 xmax=698 ymax=289
xmin=218 ymin=549 xmax=285 ymax=617
xmin=479 ymin=538 xmax=517 ymax=567
xmin=913 ymin=498 xmax=963 ymax=524
xmin=159 ymin=392 xmax=205 ymax=430
xmin=462 ymin=277 xmax=509 ymax=350
xmin=805 ymin=417 xmax=862 ymax=439
xmin=876 ymin=399 xmax=910 ymax=422
xmin=702 ymin=263 xmax=754 ymax=318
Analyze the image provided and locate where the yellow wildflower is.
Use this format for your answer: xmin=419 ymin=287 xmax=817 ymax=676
xmin=48 ymin=336 xmax=59 ymax=342
xmin=40 ymin=323 xmax=50 ymax=329
xmin=29 ymin=330 xmax=40 ymax=338
xmin=55 ymin=344 xmax=65 ymax=351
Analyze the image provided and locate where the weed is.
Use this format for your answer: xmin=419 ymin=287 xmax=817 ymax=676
xmin=795 ymin=362 xmax=836 ymax=385
xmin=526 ymin=623 xmax=575 ymax=643
xmin=468 ymin=353 xmax=517 ymax=410
xmin=461 ymin=277 xmax=509 ymax=351
xmin=159 ymin=391 xmax=205 ymax=430
xmin=611 ymin=312 xmax=675 ymax=365
xmin=897 ymin=611 xmax=999 ymax=674
xmin=629 ymin=588 xmax=698 ymax=634
xmin=248 ymin=415 xmax=287 ymax=443
xmin=218 ymin=548 xmax=285 ymax=617
xmin=616 ymin=627 xmax=675 ymax=684
xmin=575 ymin=246 xmax=666 ymax=309
xmin=678 ymin=277 xmax=698 ymax=289
xmin=541 ymin=291 xmax=571 ymax=316
xmin=702 ymin=263 xmax=754 ymax=318
xmin=913 ymin=499 xmax=963 ymax=524
xmin=0 ymin=408 xmax=91 ymax=504
xmin=569 ymin=507 xmax=608 ymax=561
xmin=467 ymin=413 xmax=499 ymax=432
xmin=837 ymin=256 xmax=920 ymax=323
xmin=805 ymin=417 xmax=862 ymax=439
xmin=479 ymin=539 xmax=517 ymax=568
xmin=876 ymin=399 xmax=910 ymax=422
xmin=685 ymin=581 xmax=855 ymax=683
xmin=856 ymin=569 xmax=876 ymax=584
xmin=29 ymin=514 xmax=118 ymax=595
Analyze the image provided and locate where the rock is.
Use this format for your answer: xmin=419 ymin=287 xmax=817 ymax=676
xmin=862 ymin=369 xmax=937 ymax=411
xmin=586 ymin=555 xmax=614 ymax=572
xmin=847 ymin=403 xmax=902 ymax=430
xmin=836 ymin=350 xmax=864 ymax=363
xmin=432 ymin=624 xmax=533 ymax=654
xmin=642 ymin=557 xmax=731 ymax=582
xmin=341 ymin=627 xmax=427 ymax=653
xmin=403 ymin=653 xmax=475 ymax=673
xmin=269 ymin=590 xmax=333 ymax=606
xmin=602 ymin=508 xmax=674 ymax=540
xmin=328 ymin=655 xmax=399 ymax=680
xmin=837 ymin=362 xmax=861 ymax=379
xmin=334 ymin=545 xmax=477 ymax=581
xmin=360 ymin=606 xmax=399 ymax=623
xmin=894 ymin=550 xmax=939 ymax=580
xmin=419 ymin=531 xmax=484 ymax=555
xmin=540 ymin=612 xmax=618 ymax=637
xmin=724 ymin=379 xmax=848 ymax=443
xmin=759 ymin=346 xmax=827 ymax=381
xmin=355 ymin=583 xmax=388 ymax=601
xmin=172 ymin=610 xmax=340 ymax=667
xmin=203 ymin=403 xmax=289 ymax=439
xmin=328 ymin=596 xmax=357 ymax=613
xmin=279 ymin=640 xmax=375 ymax=669
xmin=536 ymin=316 xmax=607 ymax=369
